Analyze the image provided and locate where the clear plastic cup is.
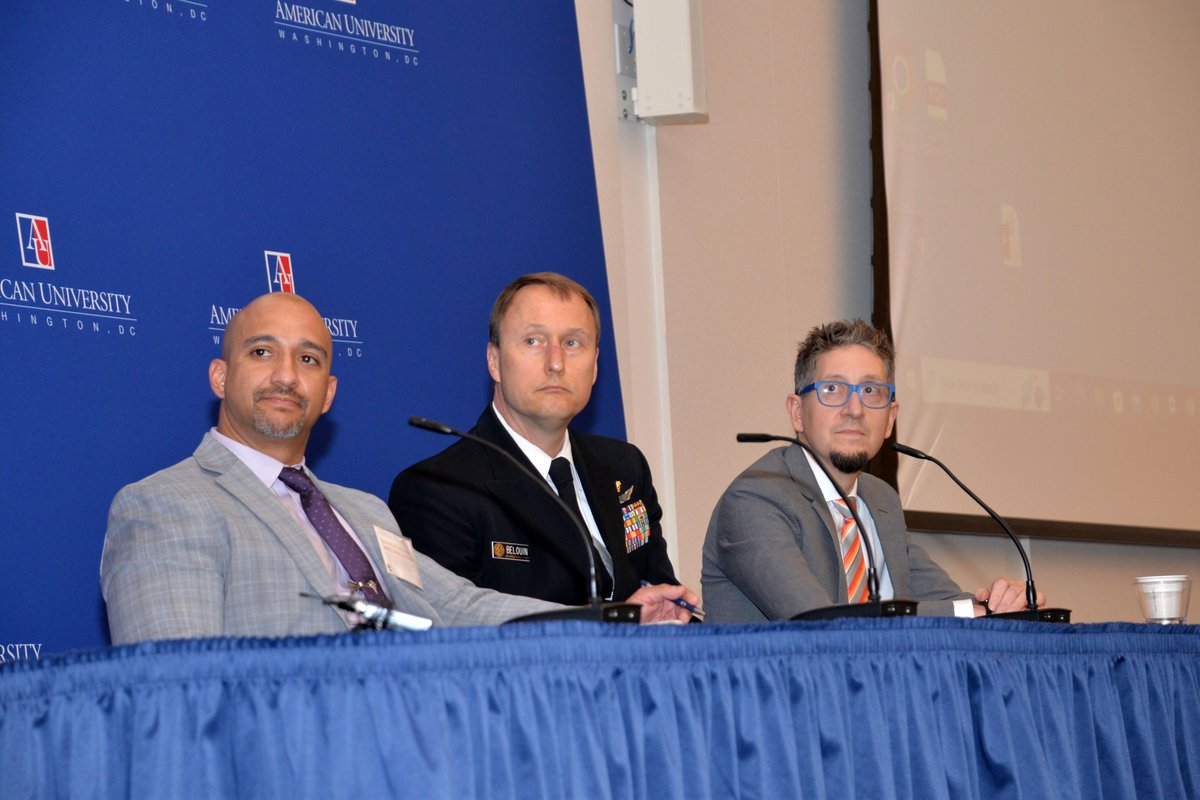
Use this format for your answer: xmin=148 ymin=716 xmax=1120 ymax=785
xmin=1134 ymin=575 xmax=1191 ymax=624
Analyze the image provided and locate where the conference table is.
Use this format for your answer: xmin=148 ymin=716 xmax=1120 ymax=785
xmin=2 ymin=618 xmax=1198 ymax=799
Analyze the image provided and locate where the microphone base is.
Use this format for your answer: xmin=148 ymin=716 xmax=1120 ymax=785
xmin=990 ymin=607 xmax=1072 ymax=623
xmin=505 ymin=602 xmax=642 ymax=625
xmin=791 ymin=599 xmax=919 ymax=621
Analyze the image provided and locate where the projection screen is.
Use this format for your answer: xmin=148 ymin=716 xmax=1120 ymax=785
xmin=876 ymin=1 xmax=1200 ymax=542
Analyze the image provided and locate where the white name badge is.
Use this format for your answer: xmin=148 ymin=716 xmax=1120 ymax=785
xmin=374 ymin=525 xmax=423 ymax=590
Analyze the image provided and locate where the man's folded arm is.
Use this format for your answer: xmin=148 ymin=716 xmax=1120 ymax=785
xmin=413 ymin=550 xmax=565 ymax=626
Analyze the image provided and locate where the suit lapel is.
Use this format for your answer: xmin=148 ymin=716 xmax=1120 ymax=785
xmin=783 ymin=444 xmax=839 ymax=539
xmin=572 ymin=436 xmax=626 ymax=564
xmin=195 ymin=434 xmax=344 ymax=610
xmin=857 ymin=480 xmax=909 ymax=598
xmin=783 ymin=444 xmax=849 ymax=598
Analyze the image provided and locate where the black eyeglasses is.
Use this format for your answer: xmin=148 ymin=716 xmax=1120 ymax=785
xmin=798 ymin=380 xmax=895 ymax=409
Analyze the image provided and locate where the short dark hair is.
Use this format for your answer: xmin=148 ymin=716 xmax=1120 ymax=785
xmin=488 ymin=272 xmax=601 ymax=345
xmin=794 ymin=319 xmax=895 ymax=394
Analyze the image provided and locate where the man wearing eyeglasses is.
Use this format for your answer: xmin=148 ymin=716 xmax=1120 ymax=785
xmin=700 ymin=319 xmax=1039 ymax=622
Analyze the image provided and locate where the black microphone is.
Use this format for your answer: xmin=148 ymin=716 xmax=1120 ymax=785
xmin=892 ymin=441 xmax=1071 ymax=623
xmin=736 ymin=432 xmax=918 ymax=620
xmin=408 ymin=416 xmax=640 ymax=624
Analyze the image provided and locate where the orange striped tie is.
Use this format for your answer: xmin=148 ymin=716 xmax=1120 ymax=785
xmin=833 ymin=498 xmax=869 ymax=604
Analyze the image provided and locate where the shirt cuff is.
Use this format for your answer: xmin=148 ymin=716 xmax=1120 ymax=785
xmin=953 ymin=598 xmax=977 ymax=618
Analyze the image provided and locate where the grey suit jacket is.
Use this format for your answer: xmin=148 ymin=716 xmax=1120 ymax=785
xmin=701 ymin=444 xmax=969 ymax=623
xmin=101 ymin=433 xmax=561 ymax=645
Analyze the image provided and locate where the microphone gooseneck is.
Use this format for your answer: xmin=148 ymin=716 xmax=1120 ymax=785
xmin=892 ymin=441 xmax=1039 ymax=611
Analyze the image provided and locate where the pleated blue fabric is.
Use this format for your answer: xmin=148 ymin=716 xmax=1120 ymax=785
xmin=2 ymin=619 xmax=1198 ymax=799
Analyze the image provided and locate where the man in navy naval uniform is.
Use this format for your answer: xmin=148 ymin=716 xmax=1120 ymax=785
xmin=390 ymin=273 xmax=687 ymax=607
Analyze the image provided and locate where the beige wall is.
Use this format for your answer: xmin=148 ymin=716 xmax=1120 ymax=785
xmin=576 ymin=0 xmax=1200 ymax=623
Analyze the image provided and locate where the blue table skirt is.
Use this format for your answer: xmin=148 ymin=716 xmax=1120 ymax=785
xmin=2 ymin=618 xmax=1198 ymax=799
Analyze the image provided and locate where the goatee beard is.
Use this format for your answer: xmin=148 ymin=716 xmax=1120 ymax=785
xmin=252 ymin=388 xmax=308 ymax=440
xmin=830 ymin=450 xmax=870 ymax=475
xmin=253 ymin=413 xmax=305 ymax=440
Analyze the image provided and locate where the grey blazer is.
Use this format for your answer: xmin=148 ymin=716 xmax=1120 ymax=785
xmin=701 ymin=444 xmax=969 ymax=623
xmin=101 ymin=433 xmax=560 ymax=645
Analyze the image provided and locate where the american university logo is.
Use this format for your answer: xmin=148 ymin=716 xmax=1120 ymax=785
xmin=265 ymin=250 xmax=296 ymax=294
xmin=274 ymin=1 xmax=419 ymax=67
xmin=15 ymin=213 xmax=54 ymax=269
xmin=209 ymin=249 xmax=363 ymax=357
xmin=4 ymin=213 xmax=137 ymax=337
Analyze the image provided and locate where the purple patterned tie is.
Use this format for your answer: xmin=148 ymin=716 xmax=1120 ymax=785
xmin=278 ymin=467 xmax=391 ymax=607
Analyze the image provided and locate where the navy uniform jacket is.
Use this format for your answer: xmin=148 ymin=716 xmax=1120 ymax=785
xmin=389 ymin=407 xmax=678 ymax=605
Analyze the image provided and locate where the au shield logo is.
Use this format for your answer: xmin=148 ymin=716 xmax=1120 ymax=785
xmin=264 ymin=251 xmax=296 ymax=294
xmin=15 ymin=213 xmax=54 ymax=270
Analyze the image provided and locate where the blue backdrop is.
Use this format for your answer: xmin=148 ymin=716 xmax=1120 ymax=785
xmin=0 ymin=0 xmax=620 ymax=655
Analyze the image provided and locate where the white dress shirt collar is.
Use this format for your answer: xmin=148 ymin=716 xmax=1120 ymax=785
xmin=491 ymin=402 xmax=573 ymax=475
xmin=210 ymin=427 xmax=305 ymax=485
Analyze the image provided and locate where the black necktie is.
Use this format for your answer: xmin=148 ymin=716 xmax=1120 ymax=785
xmin=548 ymin=457 xmax=612 ymax=598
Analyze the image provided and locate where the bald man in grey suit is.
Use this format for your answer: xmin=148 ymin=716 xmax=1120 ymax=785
xmin=101 ymin=432 xmax=559 ymax=643
xmin=101 ymin=293 xmax=691 ymax=644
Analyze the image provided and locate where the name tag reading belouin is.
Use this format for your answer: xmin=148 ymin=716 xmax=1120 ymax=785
xmin=491 ymin=541 xmax=530 ymax=562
